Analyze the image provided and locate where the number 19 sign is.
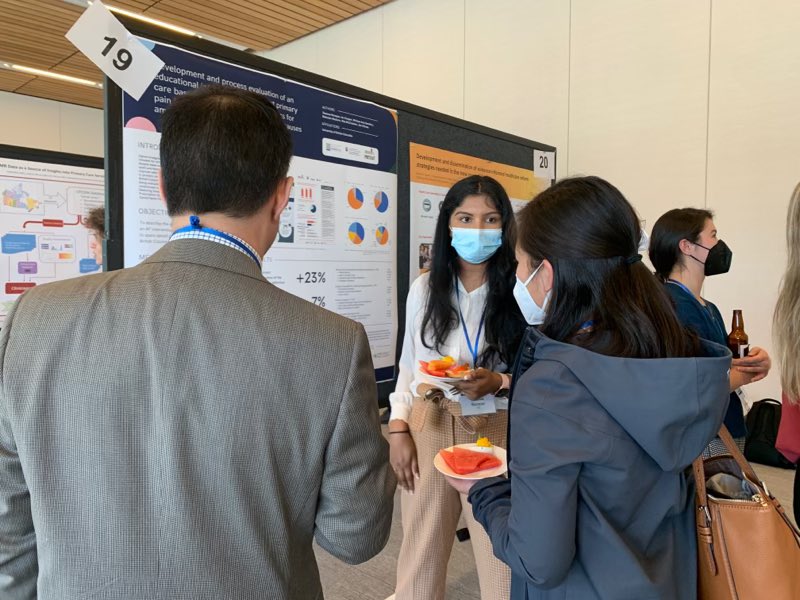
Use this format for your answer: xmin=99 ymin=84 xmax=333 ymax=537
xmin=66 ymin=1 xmax=165 ymax=101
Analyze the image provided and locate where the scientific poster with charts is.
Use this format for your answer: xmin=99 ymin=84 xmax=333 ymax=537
xmin=120 ymin=40 xmax=398 ymax=380
xmin=409 ymin=143 xmax=549 ymax=285
xmin=0 ymin=156 xmax=103 ymax=322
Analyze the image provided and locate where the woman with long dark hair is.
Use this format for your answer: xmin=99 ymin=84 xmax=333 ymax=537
xmin=388 ymin=175 xmax=525 ymax=600
xmin=649 ymin=208 xmax=771 ymax=454
xmin=447 ymin=176 xmax=731 ymax=599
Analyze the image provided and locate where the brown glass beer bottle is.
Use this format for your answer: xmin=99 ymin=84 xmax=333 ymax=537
xmin=728 ymin=309 xmax=749 ymax=358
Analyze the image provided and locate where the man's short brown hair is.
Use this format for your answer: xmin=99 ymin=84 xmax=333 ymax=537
xmin=85 ymin=207 xmax=105 ymax=239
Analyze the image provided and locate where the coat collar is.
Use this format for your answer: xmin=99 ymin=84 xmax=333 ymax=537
xmin=143 ymin=238 xmax=266 ymax=282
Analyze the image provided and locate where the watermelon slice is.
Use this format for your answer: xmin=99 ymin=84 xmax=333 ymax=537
xmin=439 ymin=446 xmax=501 ymax=475
xmin=445 ymin=364 xmax=470 ymax=378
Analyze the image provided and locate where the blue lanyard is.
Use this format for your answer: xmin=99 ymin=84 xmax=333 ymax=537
xmin=171 ymin=215 xmax=261 ymax=268
xmin=667 ymin=278 xmax=695 ymax=298
xmin=667 ymin=279 xmax=726 ymax=341
xmin=455 ymin=279 xmax=486 ymax=367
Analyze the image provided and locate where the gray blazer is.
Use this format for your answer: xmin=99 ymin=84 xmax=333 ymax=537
xmin=0 ymin=239 xmax=395 ymax=600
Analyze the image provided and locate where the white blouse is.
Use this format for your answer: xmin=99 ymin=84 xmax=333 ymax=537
xmin=389 ymin=272 xmax=508 ymax=423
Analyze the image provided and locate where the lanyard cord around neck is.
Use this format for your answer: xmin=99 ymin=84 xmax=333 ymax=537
xmin=454 ymin=277 xmax=486 ymax=367
xmin=667 ymin=279 xmax=726 ymax=340
xmin=667 ymin=278 xmax=696 ymax=298
xmin=171 ymin=215 xmax=261 ymax=268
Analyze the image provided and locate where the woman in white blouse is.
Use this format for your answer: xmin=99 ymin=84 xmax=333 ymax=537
xmin=389 ymin=175 xmax=526 ymax=600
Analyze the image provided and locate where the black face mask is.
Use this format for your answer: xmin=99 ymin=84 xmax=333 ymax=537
xmin=691 ymin=239 xmax=733 ymax=276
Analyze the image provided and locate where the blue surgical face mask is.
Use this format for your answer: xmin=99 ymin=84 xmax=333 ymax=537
xmin=513 ymin=262 xmax=550 ymax=325
xmin=450 ymin=227 xmax=502 ymax=264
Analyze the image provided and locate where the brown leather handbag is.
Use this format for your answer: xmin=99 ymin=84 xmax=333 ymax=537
xmin=693 ymin=426 xmax=800 ymax=599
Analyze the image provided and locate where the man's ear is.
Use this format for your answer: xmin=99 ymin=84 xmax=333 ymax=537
xmin=157 ymin=169 xmax=167 ymax=207
xmin=270 ymin=176 xmax=293 ymax=222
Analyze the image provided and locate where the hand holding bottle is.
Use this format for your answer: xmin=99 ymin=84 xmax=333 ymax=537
xmin=732 ymin=346 xmax=771 ymax=383
xmin=727 ymin=309 xmax=770 ymax=384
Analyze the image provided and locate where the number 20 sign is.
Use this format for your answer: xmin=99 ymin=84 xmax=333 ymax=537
xmin=66 ymin=1 xmax=165 ymax=101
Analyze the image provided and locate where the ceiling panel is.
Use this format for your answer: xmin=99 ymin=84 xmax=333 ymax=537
xmin=56 ymin=53 xmax=103 ymax=81
xmin=15 ymin=78 xmax=104 ymax=108
xmin=0 ymin=70 xmax=37 ymax=93
xmin=0 ymin=0 xmax=392 ymax=109
xmin=112 ymin=0 xmax=159 ymax=9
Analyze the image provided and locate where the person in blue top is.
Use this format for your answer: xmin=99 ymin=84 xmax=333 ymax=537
xmin=649 ymin=208 xmax=771 ymax=454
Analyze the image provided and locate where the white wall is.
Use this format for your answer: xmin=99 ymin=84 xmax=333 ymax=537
xmin=0 ymin=91 xmax=103 ymax=157
xmin=702 ymin=1 xmax=800 ymax=402
xmin=263 ymin=0 xmax=800 ymax=401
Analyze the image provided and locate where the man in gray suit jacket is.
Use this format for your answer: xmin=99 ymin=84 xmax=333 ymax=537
xmin=0 ymin=85 xmax=395 ymax=599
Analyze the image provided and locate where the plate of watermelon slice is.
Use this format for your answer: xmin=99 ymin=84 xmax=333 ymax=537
xmin=434 ymin=443 xmax=508 ymax=480
xmin=419 ymin=356 xmax=471 ymax=383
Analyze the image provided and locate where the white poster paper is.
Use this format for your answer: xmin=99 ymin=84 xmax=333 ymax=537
xmin=120 ymin=40 xmax=398 ymax=380
xmin=0 ymin=157 xmax=103 ymax=322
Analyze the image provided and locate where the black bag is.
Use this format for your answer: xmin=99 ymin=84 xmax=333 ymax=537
xmin=745 ymin=399 xmax=796 ymax=469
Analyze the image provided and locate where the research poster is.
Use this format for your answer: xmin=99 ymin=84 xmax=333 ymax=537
xmin=0 ymin=156 xmax=103 ymax=322
xmin=409 ymin=143 xmax=548 ymax=284
xmin=121 ymin=40 xmax=398 ymax=380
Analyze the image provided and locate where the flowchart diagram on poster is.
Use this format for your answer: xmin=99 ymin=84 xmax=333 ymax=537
xmin=0 ymin=157 xmax=103 ymax=321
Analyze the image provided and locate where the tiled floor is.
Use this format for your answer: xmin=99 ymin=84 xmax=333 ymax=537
xmin=753 ymin=462 xmax=796 ymax=525
xmin=314 ymin=428 xmax=797 ymax=600
xmin=315 ymin=490 xmax=481 ymax=600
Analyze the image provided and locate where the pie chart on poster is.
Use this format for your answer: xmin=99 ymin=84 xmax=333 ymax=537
xmin=376 ymin=226 xmax=389 ymax=245
xmin=374 ymin=191 xmax=389 ymax=213
xmin=347 ymin=187 xmax=364 ymax=209
xmin=348 ymin=222 xmax=365 ymax=244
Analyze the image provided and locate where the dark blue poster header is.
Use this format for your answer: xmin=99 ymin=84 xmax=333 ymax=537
xmin=123 ymin=40 xmax=397 ymax=173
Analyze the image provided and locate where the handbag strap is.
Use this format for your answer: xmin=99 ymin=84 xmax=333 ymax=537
xmin=692 ymin=425 xmax=752 ymax=507
xmin=692 ymin=425 xmax=800 ymax=546
xmin=692 ymin=449 xmax=717 ymax=573
xmin=716 ymin=425 xmax=763 ymax=484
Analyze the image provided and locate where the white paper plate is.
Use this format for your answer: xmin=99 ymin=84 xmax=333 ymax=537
xmin=418 ymin=369 xmax=466 ymax=384
xmin=434 ymin=443 xmax=508 ymax=480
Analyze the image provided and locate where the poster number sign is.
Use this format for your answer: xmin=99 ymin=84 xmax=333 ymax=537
xmin=66 ymin=1 xmax=164 ymax=100
xmin=533 ymin=150 xmax=555 ymax=182
xmin=101 ymin=36 xmax=133 ymax=71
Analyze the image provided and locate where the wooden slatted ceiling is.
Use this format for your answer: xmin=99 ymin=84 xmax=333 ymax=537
xmin=1 ymin=0 xmax=86 ymax=70
xmin=18 ymin=78 xmax=104 ymax=108
xmin=57 ymin=53 xmax=104 ymax=81
xmin=0 ymin=71 xmax=36 ymax=91
xmin=112 ymin=1 xmax=159 ymax=9
xmin=0 ymin=0 xmax=391 ymax=109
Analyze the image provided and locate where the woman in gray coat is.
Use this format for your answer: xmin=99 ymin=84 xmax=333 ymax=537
xmin=446 ymin=176 xmax=731 ymax=599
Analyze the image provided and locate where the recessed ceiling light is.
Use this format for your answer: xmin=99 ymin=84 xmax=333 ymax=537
xmin=0 ymin=63 xmax=103 ymax=88
xmin=64 ymin=0 xmax=198 ymax=37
